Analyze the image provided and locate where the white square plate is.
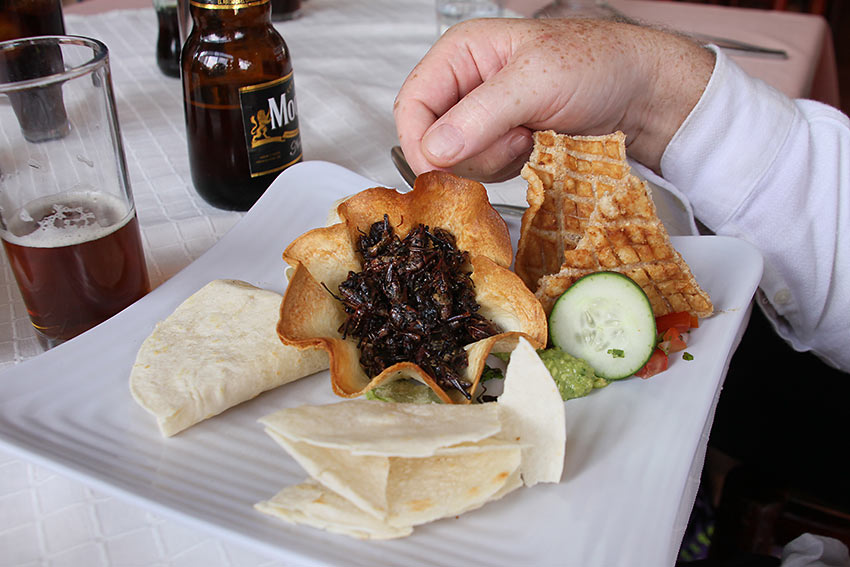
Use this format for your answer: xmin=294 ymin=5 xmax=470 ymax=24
xmin=0 ymin=161 xmax=763 ymax=566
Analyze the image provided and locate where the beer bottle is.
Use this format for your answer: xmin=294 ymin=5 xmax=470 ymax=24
xmin=153 ymin=0 xmax=181 ymax=78
xmin=181 ymin=0 xmax=302 ymax=211
xmin=271 ymin=0 xmax=301 ymax=21
xmin=0 ymin=0 xmax=70 ymax=143
xmin=0 ymin=0 xmax=66 ymax=41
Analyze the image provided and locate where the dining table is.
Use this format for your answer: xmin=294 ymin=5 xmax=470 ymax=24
xmin=0 ymin=1 xmax=840 ymax=565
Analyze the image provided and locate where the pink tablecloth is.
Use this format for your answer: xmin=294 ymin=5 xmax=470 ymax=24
xmin=611 ymin=0 xmax=840 ymax=107
xmin=507 ymin=0 xmax=840 ymax=107
xmin=63 ymin=0 xmax=151 ymax=13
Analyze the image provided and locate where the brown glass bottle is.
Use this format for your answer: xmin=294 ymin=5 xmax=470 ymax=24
xmin=0 ymin=0 xmax=66 ymax=41
xmin=0 ymin=0 xmax=69 ymax=143
xmin=154 ymin=0 xmax=181 ymax=78
xmin=181 ymin=0 xmax=302 ymax=211
xmin=271 ymin=0 xmax=301 ymax=21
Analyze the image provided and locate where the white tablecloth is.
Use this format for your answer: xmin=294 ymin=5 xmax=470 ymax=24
xmin=0 ymin=1 xmax=839 ymax=565
xmin=0 ymin=2 xmax=523 ymax=565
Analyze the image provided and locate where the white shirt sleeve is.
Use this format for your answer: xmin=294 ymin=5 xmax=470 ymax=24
xmin=660 ymin=46 xmax=850 ymax=371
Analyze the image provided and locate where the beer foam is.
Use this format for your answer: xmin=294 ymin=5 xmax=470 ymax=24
xmin=3 ymin=191 xmax=135 ymax=249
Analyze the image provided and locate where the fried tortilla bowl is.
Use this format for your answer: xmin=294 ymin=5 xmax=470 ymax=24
xmin=278 ymin=170 xmax=548 ymax=403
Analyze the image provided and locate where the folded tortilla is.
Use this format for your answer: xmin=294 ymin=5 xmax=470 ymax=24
xmin=498 ymin=335 xmax=566 ymax=486
xmin=130 ymin=279 xmax=329 ymax=436
xmin=255 ymin=337 xmax=564 ymax=539
xmin=255 ymin=480 xmax=414 ymax=540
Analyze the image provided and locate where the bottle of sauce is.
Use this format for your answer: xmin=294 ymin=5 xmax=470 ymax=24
xmin=181 ymin=0 xmax=302 ymax=211
xmin=0 ymin=0 xmax=70 ymax=142
xmin=271 ymin=0 xmax=301 ymax=21
xmin=153 ymin=0 xmax=181 ymax=78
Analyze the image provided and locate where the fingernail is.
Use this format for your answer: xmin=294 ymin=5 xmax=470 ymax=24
xmin=423 ymin=123 xmax=465 ymax=162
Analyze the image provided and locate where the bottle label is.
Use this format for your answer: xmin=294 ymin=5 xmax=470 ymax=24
xmin=238 ymin=71 xmax=302 ymax=178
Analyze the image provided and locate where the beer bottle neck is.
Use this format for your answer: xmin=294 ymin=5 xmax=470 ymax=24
xmin=190 ymin=0 xmax=272 ymax=31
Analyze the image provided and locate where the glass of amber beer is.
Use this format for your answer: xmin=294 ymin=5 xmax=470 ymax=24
xmin=0 ymin=36 xmax=149 ymax=349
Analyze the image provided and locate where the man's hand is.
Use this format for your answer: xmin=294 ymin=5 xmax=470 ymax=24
xmin=393 ymin=18 xmax=714 ymax=181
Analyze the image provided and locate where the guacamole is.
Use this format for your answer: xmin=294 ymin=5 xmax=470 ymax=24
xmin=364 ymin=351 xmax=606 ymax=404
xmin=365 ymin=379 xmax=443 ymax=404
xmin=537 ymin=347 xmax=608 ymax=401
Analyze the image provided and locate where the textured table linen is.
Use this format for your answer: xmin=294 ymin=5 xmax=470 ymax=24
xmin=0 ymin=0 xmax=839 ymax=565
xmin=607 ymin=0 xmax=840 ymax=108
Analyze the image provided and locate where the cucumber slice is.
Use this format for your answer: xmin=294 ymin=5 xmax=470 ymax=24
xmin=548 ymin=271 xmax=656 ymax=380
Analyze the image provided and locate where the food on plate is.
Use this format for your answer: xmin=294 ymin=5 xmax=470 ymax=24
xmin=277 ymin=170 xmax=548 ymax=403
xmin=548 ymin=271 xmax=658 ymax=380
xmin=515 ymin=130 xmax=713 ymax=319
xmin=129 ymin=279 xmax=329 ymax=437
xmin=635 ymin=310 xmax=701 ymax=379
xmin=335 ymin=215 xmax=501 ymax=398
xmin=498 ymin=336 xmax=566 ymax=486
xmin=536 ymin=347 xmax=606 ymax=400
xmin=365 ymin=378 xmax=443 ymax=404
xmin=254 ymin=337 xmax=565 ymax=539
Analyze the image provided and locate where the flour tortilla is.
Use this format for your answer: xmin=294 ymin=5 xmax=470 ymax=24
xmin=259 ymin=399 xmax=503 ymax=456
xmin=255 ymin=462 xmax=523 ymax=540
xmin=499 ymin=337 xmax=567 ymax=486
xmin=384 ymin=445 xmax=522 ymax=527
xmin=130 ymin=279 xmax=329 ymax=436
xmin=256 ymin=442 xmax=522 ymax=535
xmin=255 ymin=480 xmax=414 ymax=540
xmin=255 ymin=338 xmax=566 ymax=539
xmin=263 ymin=424 xmax=523 ymax=523
xmin=260 ymin=400 xmax=514 ymax=520
xmin=266 ymin=431 xmax=392 ymax=520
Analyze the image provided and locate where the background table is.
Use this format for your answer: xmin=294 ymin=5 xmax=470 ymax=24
xmin=518 ymin=0 xmax=841 ymax=107
xmin=0 ymin=1 xmax=840 ymax=565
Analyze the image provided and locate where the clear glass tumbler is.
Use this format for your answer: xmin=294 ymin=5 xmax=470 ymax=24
xmin=435 ymin=0 xmax=503 ymax=36
xmin=0 ymin=36 xmax=150 ymax=349
xmin=534 ymin=0 xmax=613 ymax=19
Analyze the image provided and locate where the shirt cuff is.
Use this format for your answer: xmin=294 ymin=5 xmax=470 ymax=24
xmin=659 ymin=45 xmax=797 ymax=232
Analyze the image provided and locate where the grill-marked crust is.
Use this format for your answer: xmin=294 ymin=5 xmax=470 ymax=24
xmin=515 ymin=131 xmax=713 ymax=319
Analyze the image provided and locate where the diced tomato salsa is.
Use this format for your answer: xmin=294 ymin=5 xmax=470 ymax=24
xmin=635 ymin=348 xmax=669 ymax=379
xmin=658 ymin=327 xmax=688 ymax=354
xmin=635 ymin=312 xmax=698 ymax=379
xmin=654 ymin=311 xmax=698 ymax=334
